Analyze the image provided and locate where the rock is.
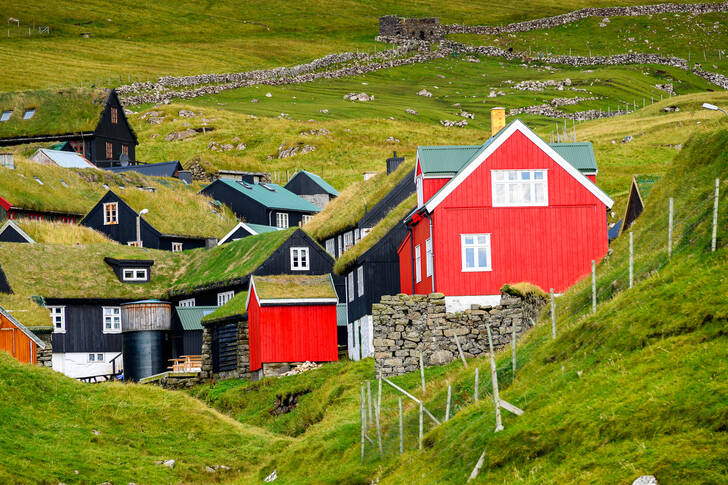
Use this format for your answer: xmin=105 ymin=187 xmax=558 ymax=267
xmin=440 ymin=119 xmax=468 ymax=127
xmin=300 ymin=128 xmax=330 ymax=136
xmin=343 ymin=92 xmax=373 ymax=102
xmin=146 ymin=117 xmax=165 ymax=125
xmin=236 ymin=143 xmax=247 ymax=151
xmin=221 ymin=144 xmax=234 ymax=151
xmin=405 ymin=108 xmax=418 ymax=115
xmin=466 ymin=57 xmax=480 ymax=63
xmin=277 ymin=113 xmax=290 ymax=119
xmin=123 ymin=108 xmax=136 ymax=115
xmin=417 ymin=89 xmax=433 ymax=97
xmin=459 ymin=111 xmax=474 ymax=119
xmin=278 ymin=144 xmax=316 ymax=158
xmin=663 ymin=105 xmax=680 ymax=112
xmin=430 ymin=350 xmax=453 ymax=365
xmin=206 ymin=466 xmax=216 ymax=473
xmin=386 ymin=136 xmax=400 ymax=143
xmin=162 ymin=459 xmax=175 ymax=469
xmin=632 ymin=476 xmax=659 ymax=485
xmin=141 ymin=110 xmax=163 ymax=120
xmin=231 ymin=136 xmax=240 ymax=142
xmin=279 ymin=361 xmax=322 ymax=377
xmin=219 ymin=465 xmax=231 ymax=470
xmin=319 ymin=109 xmax=328 ymax=114
xmin=265 ymin=92 xmax=272 ymax=97
xmin=165 ymin=129 xmax=197 ymax=142
xmin=92 ymin=429 xmax=101 ymax=435
xmin=251 ymin=98 xmax=259 ymax=103
xmin=178 ymin=109 xmax=196 ymax=118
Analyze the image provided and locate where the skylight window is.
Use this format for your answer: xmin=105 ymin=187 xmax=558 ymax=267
xmin=23 ymin=108 xmax=35 ymax=120
xmin=103 ymin=184 xmax=110 ymax=190
xmin=238 ymin=181 xmax=252 ymax=189
xmin=33 ymin=176 xmax=44 ymax=185
xmin=60 ymin=178 xmax=68 ymax=187
xmin=261 ymin=183 xmax=275 ymax=192
xmin=0 ymin=110 xmax=12 ymax=122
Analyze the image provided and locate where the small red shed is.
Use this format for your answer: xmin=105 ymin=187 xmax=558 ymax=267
xmin=245 ymin=274 xmax=339 ymax=375
xmin=0 ymin=305 xmax=46 ymax=365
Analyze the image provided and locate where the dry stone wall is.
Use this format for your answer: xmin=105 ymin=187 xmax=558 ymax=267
xmin=373 ymin=291 xmax=545 ymax=377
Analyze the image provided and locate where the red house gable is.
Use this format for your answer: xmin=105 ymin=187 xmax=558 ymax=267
xmin=400 ymin=120 xmax=613 ymax=309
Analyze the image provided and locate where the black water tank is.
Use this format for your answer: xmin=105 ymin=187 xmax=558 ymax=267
xmin=122 ymin=331 xmax=166 ymax=381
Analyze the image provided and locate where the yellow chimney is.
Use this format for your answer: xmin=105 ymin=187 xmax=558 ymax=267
xmin=490 ymin=107 xmax=505 ymax=136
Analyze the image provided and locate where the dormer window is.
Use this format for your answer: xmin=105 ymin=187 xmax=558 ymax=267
xmin=104 ymin=257 xmax=154 ymax=283
xmin=0 ymin=110 xmax=12 ymax=122
xmin=123 ymin=268 xmax=148 ymax=281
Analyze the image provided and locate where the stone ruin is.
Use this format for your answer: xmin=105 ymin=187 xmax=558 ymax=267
xmin=379 ymin=15 xmax=444 ymax=41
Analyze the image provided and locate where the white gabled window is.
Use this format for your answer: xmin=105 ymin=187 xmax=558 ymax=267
xmin=291 ymin=247 xmax=310 ymax=271
xmin=179 ymin=298 xmax=195 ymax=307
xmin=276 ymin=212 xmax=289 ymax=228
xmin=425 ymin=238 xmax=433 ymax=277
xmin=302 ymin=214 xmax=313 ymax=225
xmin=102 ymin=307 xmax=121 ymax=334
xmin=347 ymin=272 xmax=354 ymax=302
xmin=357 ymin=266 xmax=364 ymax=297
xmin=415 ymin=245 xmax=422 ymax=283
xmin=343 ymin=231 xmax=353 ymax=251
xmin=325 ymin=238 xmax=335 ymax=257
xmin=417 ymin=175 xmax=424 ymax=207
xmin=491 ymin=170 xmax=548 ymax=207
xmin=217 ymin=291 xmax=234 ymax=306
xmin=49 ymin=306 xmax=65 ymax=333
xmin=461 ymin=234 xmax=492 ymax=272
xmin=103 ymin=202 xmax=118 ymax=225
xmin=171 ymin=242 xmax=183 ymax=252
xmin=122 ymin=268 xmax=147 ymax=281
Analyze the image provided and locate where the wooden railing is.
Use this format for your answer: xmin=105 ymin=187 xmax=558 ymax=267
xmin=168 ymin=355 xmax=202 ymax=373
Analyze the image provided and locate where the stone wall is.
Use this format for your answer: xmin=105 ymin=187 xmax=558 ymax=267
xmin=379 ymin=16 xmax=443 ymax=41
xmin=35 ymin=330 xmax=52 ymax=368
xmin=200 ymin=317 xmax=251 ymax=381
xmin=299 ymin=193 xmax=331 ymax=210
xmin=372 ymin=291 xmax=545 ymax=377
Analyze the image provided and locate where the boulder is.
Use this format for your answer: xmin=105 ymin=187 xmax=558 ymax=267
xmin=178 ymin=109 xmax=196 ymax=118
xmin=429 ymin=350 xmax=453 ymax=365
xmin=417 ymin=89 xmax=433 ymax=97
xmin=165 ymin=129 xmax=197 ymax=142
xmin=632 ymin=477 xmax=658 ymax=485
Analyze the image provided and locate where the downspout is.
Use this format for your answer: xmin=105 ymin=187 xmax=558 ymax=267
xmin=427 ymin=212 xmax=435 ymax=293
xmin=408 ymin=224 xmax=415 ymax=294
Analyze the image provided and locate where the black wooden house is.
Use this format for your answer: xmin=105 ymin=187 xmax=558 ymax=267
xmin=0 ymin=88 xmax=138 ymax=168
xmin=80 ymin=191 xmax=216 ymax=251
xmin=284 ymin=170 xmax=339 ymax=209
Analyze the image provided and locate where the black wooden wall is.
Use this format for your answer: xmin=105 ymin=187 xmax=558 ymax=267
xmin=92 ymin=91 xmax=137 ymax=164
xmin=212 ymin=321 xmax=238 ymax=373
xmin=220 ymin=225 xmax=255 ymax=244
xmin=201 ymin=181 xmax=268 ymax=225
xmin=0 ymin=225 xmax=30 ymax=243
xmin=81 ymin=192 xmax=162 ymax=248
xmin=285 ymin=172 xmax=325 ymax=196
xmin=623 ymin=182 xmax=645 ymax=233
xmin=0 ymin=265 xmax=11 ymax=294
xmin=47 ymin=299 xmax=125 ymax=354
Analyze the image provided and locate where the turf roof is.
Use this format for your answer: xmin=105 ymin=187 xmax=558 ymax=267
xmin=634 ymin=174 xmax=662 ymax=201
xmin=252 ymin=274 xmax=336 ymax=301
xmin=201 ymin=291 xmax=248 ymax=323
xmin=0 ymin=88 xmax=108 ymax=140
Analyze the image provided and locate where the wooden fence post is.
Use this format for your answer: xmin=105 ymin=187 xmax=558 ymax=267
xmin=419 ymin=351 xmax=426 ymax=396
xmin=418 ymin=402 xmax=424 ymax=450
xmin=550 ymin=288 xmax=556 ymax=339
xmin=591 ymin=260 xmax=596 ymax=313
xmin=668 ymin=197 xmax=674 ymax=258
xmin=361 ymin=384 xmax=366 ymax=462
xmin=468 ymin=450 xmax=487 ymax=482
xmin=474 ymin=368 xmax=479 ymax=402
xmin=486 ymin=325 xmax=504 ymax=432
xmin=712 ymin=178 xmax=720 ymax=252
xmin=454 ymin=333 xmax=469 ymax=367
xmin=375 ymin=379 xmax=383 ymax=456
xmin=629 ymin=232 xmax=634 ymax=288
xmin=445 ymin=384 xmax=452 ymax=421
xmin=398 ymin=398 xmax=403 ymax=454
xmin=512 ymin=318 xmax=517 ymax=377
xmin=367 ymin=381 xmax=373 ymax=427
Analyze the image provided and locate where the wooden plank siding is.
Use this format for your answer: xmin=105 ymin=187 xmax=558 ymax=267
xmin=0 ymin=312 xmax=36 ymax=364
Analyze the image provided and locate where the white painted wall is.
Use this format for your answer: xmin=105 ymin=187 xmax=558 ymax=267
xmin=52 ymin=352 xmax=121 ymax=380
xmin=445 ymin=295 xmax=501 ymax=313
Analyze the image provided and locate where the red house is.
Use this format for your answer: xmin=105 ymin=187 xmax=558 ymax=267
xmin=245 ymin=274 xmax=339 ymax=376
xmin=398 ymin=113 xmax=613 ymax=312
xmin=0 ymin=306 xmax=46 ymax=365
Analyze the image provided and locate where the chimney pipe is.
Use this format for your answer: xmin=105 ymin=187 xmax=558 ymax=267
xmin=490 ymin=107 xmax=505 ymax=136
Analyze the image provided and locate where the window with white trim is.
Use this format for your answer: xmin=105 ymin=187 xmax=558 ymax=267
xmin=127 ymin=241 xmax=143 ymax=248
xmin=425 ymin=238 xmax=433 ymax=277
xmin=360 ymin=228 xmax=372 ymax=239
xmin=354 ymin=228 xmax=360 ymax=244
xmin=325 ymin=238 xmax=335 ymax=257
xmin=49 ymin=306 xmax=65 ymax=333
xmin=417 ymin=175 xmax=423 ymax=207
xmin=276 ymin=212 xmax=289 ymax=228
xmin=103 ymin=202 xmax=118 ymax=225
xmin=102 ymin=307 xmax=121 ymax=334
xmin=291 ymin=247 xmax=310 ymax=271
xmin=461 ymin=234 xmax=492 ymax=272
xmin=179 ymin=298 xmax=195 ymax=307
xmin=415 ymin=245 xmax=422 ymax=283
xmin=171 ymin=242 xmax=183 ymax=252
xmin=343 ymin=231 xmax=353 ymax=252
xmin=88 ymin=353 xmax=105 ymax=363
xmin=217 ymin=291 xmax=234 ymax=306
xmin=347 ymin=272 xmax=354 ymax=302
xmin=337 ymin=235 xmax=343 ymax=257
xmin=0 ymin=110 xmax=12 ymax=122
xmin=357 ymin=266 xmax=364 ymax=297
xmin=492 ymin=170 xmax=547 ymax=207
xmin=122 ymin=268 xmax=147 ymax=281
xmin=302 ymin=214 xmax=313 ymax=225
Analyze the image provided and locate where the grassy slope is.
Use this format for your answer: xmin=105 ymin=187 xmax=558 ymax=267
xmin=0 ymin=353 xmax=282 ymax=484
xmin=15 ymin=219 xmax=113 ymax=244
xmin=0 ymin=0 xmax=715 ymax=91
xmin=193 ymin=129 xmax=728 ymax=484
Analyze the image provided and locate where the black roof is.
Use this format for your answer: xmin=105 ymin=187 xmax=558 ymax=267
xmin=107 ymin=161 xmax=183 ymax=178
xmin=358 ymin=168 xmax=415 ymax=229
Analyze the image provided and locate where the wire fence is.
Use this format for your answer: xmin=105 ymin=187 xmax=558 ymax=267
xmin=358 ymin=177 xmax=726 ymax=481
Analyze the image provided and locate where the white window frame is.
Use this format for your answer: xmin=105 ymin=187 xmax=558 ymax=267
xmin=171 ymin=242 xmax=183 ymax=252
xmin=415 ymin=245 xmax=422 ymax=283
xmin=178 ymin=298 xmax=195 ymax=307
xmin=360 ymin=228 xmax=372 ymax=239
xmin=302 ymin=214 xmax=313 ymax=225
xmin=325 ymin=238 xmax=335 ymax=257
xmin=290 ymin=247 xmax=310 ymax=271
xmin=357 ymin=266 xmax=364 ymax=297
xmin=426 ymin=238 xmax=433 ymax=277
xmin=343 ymin=231 xmax=353 ymax=252
xmin=217 ymin=291 xmax=234 ymax=306
xmin=347 ymin=272 xmax=354 ymax=303
xmin=122 ymin=268 xmax=148 ymax=281
xmin=49 ymin=306 xmax=65 ymax=333
xmin=127 ymin=241 xmax=143 ymax=248
xmin=0 ymin=110 xmax=12 ymax=122
xmin=491 ymin=169 xmax=548 ymax=207
xmin=276 ymin=212 xmax=289 ymax=228
xmin=102 ymin=307 xmax=122 ymax=334
xmin=354 ymin=228 xmax=360 ymax=244
xmin=417 ymin=175 xmax=424 ymax=207
xmin=461 ymin=234 xmax=492 ymax=272
xmin=103 ymin=202 xmax=118 ymax=225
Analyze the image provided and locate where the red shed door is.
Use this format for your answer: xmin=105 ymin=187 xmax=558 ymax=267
xmin=0 ymin=328 xmax=15 ymax=357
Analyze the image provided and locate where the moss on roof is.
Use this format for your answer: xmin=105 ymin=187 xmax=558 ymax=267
xmin=15 ymin=220 xmax=112 ymax=245
xmin=333 ymin=193 xmax=416 ymax=276
xmin=253 ymin=274 xmax=336 ymax=301
xmin=0 ymin=294 xmax=51 ymax=328
xmin=201 ymin=291 xmax=248 ymax=323
xmin=0 ymin=88 xmax=108 ymax=139
xmin=500 ymin=282 xmax=548 ymax=300
xmin=306 ymin=159 xmax=414 ymax=241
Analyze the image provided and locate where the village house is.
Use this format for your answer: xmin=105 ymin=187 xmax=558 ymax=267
xmin=0 ymin=220 xmax=36 ymax=243
xmin=200 ymin=179 xmax=321 ymax=229
xmin=107 ymin=160 xmax=191 ymax=182
xmin=0 ymin=305 xmax=47 ymax=365
xmin=217 ymin=222 xmax=282 ymax=244
xmin=0 ymin=88 xmax=138 ymax=168
xmin=398 ymin=110 xmax=614 ymax=312
xmin=284 ymin=169 xmax=339 ymax=209
xmin=29 ymin=148 xmax=96 ymax=169
xmin=0 ymin=193 xmax=83 ymax=224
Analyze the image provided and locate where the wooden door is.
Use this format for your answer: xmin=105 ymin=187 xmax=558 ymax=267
xmin=0 ymin=328 xmax=15 ymax=357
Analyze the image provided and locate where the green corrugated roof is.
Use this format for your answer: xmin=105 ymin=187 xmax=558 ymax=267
xmin=176 ymin=306 xmax=218 ymax=330
xmin=634 ymin=175 xmax=661 ymax=201
xmin=548 ymin=142 xmax=598 ymax=173
xmin=218 ymin=179 xmax=322 ymax=213
xmin=246 ymin=223 xmax=281 ymax=235
xmin=417 ymin=145 xmax=481 ymax=176
xmin=300 ymin=170 xmax=339 ymax=197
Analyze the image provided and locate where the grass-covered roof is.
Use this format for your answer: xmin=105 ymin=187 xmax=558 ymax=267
xmin=201 ymin=291 xmax=249 ymax=323
xmin=306 ymin=158 xmax=414 ymax=241
xmin=252 ymin=274 xmax=336 ymax=301
xmin=333 ymin=193 xmax=416 ymax=276
xmin=15 ymin=220 xmax=112 ymax=245
xmin=0 ymin=88 xmax=108 ymax=140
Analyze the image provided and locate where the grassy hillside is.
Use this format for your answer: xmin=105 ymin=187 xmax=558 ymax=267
xmin=0 ymin=0 xmax=718 ymax=91
xmin=0 ymin=352 xmax=282 ymax=484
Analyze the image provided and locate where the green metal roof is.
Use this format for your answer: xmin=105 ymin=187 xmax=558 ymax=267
xmin=548 ymin=142 xmax=598 ymax=174
xmin=417 ymin=145 xmax=481 ymax=176
xmin=300 ymin=170 xmax=339 ymax=197
xmin=176 ymin=306 xmax=218 ymax=331
xmin=218 ymin=179 xmax=322 ymax=213
xmin=245 ymin=223 xmax=281 ymax=235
